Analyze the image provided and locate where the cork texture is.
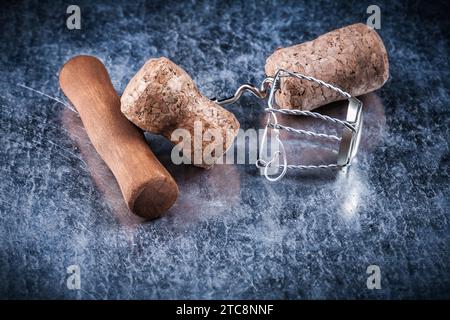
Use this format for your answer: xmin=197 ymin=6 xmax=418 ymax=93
xmin=121 ymin=57 xmax=240 ymax=168
xmin=265 ymin=23 xmax=389 ymax=110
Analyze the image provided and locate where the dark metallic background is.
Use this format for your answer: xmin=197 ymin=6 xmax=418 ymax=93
xmin=0 ymin=0 xmax=448 ymax=299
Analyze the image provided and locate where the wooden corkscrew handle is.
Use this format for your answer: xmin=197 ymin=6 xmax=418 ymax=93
xmin=59 ymin=55 xmax=178 ymax=219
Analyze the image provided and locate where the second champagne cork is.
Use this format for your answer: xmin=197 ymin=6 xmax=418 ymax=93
xmin=265 ymin=23 xmax=389 ymax=110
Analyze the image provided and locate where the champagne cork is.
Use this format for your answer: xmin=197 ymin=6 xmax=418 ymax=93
xmin=265 ymin=23 xmax=389 ymax=110
xmin=121 ymin=57 xmax=240 ymax=168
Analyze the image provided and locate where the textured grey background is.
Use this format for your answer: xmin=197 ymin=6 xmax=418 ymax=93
xmin=0 ymin=0 xmax=449 ymax=299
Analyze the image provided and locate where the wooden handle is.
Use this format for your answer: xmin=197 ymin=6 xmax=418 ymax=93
xmin=59 ymin=55 xmax=178 ymax=219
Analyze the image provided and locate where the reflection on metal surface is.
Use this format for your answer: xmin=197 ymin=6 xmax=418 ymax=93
xmin=60 ymin=91 xmax=384 ymax=227
xmin=336 ymin=167 xmax=365 ymax=223
xmin=61 ymin=108 xmax=145 ymax=229
xmin=146 ymin=133 xmax=241 ymax=224
xmin=166 ymin=164 xmax=241 ymax=224
xmin=61 ymin=108 xmax=241 ymax=227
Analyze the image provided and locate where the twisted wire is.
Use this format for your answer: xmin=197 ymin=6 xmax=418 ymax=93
xmin=267 ymin=123 xmax=341 ymax=141
xmin=257 ymin=159 xmax=343 ymax=171
xmin=265 ymin=108 xmax=354 ymax=131
xmin=276 ymin=69 xmax=352 ymax=99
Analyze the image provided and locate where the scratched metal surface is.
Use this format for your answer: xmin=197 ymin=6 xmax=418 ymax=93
xmin=0 ymin=0 xmax=448 ymax=299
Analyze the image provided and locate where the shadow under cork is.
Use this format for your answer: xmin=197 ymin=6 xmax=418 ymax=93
xmin=60 ymin=92 xmax=384 ymax=226
xmin=145 ymin=133 xmax=242 ymax=223
xmin=60 ymin=107 xmax=146 ymax=229
xmin=60 ymin=107 xmax=242 ymax=227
